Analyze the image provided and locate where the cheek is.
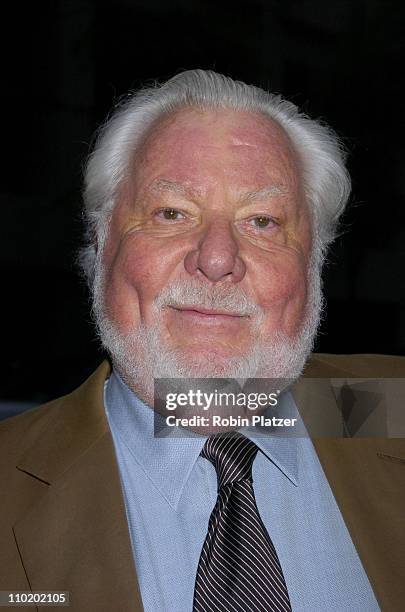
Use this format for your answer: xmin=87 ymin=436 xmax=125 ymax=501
xmin=103 ymin=234 xmax=184 ymax=328
xmin=252 ymin=256 xmax=308 ymax=334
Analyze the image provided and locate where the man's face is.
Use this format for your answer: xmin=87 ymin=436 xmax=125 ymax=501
xmin=98 ymin=108 xmax=314 ymax=390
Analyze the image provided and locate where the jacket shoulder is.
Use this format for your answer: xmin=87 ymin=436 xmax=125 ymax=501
xmin=0 ymin=361 xmax=111 ymax=467
xmin=304 ymin=353 xmax=405 ymax=378
xmin=0 ymin=397 xmax=65 ymax=466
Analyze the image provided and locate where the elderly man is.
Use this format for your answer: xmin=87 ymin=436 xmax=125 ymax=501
xmin=1 ymin=70 xmax=404 ymax=612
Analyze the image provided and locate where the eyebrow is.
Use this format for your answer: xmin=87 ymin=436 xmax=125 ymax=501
xmin=149 ymin=179 xmax=286 ymax=202
xmin=243 ymin=185 xmax=287 ymax=201
xmin=150 ymin=179 xmax=199 ymax=199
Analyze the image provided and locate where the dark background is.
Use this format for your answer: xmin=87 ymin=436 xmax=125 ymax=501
xmin=1 ymin=0 xmax=404 ymax=404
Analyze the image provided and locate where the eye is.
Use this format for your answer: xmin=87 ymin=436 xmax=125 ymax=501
xmin=248 ymin=215 xmax=276 ymax=229
xmin=157 ymin=208 xmax=185 ymax=221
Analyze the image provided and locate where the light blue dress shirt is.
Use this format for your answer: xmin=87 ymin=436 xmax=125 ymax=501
xmin=104 ymin=371 xmax=380 ymax=612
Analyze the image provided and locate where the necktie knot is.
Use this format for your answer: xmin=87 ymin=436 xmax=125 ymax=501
xmin=201 ymin=433 xmax=258 ymax=489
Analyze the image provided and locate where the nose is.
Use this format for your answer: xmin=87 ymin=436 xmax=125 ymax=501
xmin=184 ymin=220 xmax=246 ymax=283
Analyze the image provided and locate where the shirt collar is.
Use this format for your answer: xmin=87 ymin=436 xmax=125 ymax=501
xmin=243 ymin=391 xmax=304 ymax=486
xmin=105 ymin=370 xmax=300 ymax=509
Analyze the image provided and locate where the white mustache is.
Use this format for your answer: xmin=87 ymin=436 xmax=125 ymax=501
xmin=154 ymin=280 xmax=263 ymax=317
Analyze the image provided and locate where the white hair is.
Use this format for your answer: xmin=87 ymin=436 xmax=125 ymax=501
xmin=79 ymin=69 xmax=351 ymax=288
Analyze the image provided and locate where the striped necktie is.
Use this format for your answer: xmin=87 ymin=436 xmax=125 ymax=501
xmin=193 ymin=433 xmax=292 ymax=612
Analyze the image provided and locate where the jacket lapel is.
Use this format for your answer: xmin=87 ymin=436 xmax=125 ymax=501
xmin=294 ymin=355 xmax=405 ymax=611
xmin=313 ymin=437 xmax=405 ymax=612
xmin=13 ymin=363 xmax=143 ymax=611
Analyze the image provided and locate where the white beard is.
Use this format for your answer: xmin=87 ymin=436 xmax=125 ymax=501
xmin=92 ymin=256 xmax=323 ymax=406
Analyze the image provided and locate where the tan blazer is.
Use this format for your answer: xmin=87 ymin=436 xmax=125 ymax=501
xmin=0 ymin=354 xmax=404 ymax=611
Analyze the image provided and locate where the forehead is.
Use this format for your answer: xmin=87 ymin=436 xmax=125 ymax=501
xmin=132 ymin=107 xmax=301 ymax=196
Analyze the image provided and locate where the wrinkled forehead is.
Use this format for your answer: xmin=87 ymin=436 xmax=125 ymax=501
xmin=130 ymin=107 xmax=302 ymax=198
